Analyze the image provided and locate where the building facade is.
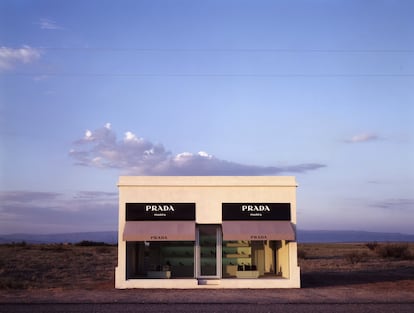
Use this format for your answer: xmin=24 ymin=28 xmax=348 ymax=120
xmin=115 ymin=176 xmax=301 ymax=288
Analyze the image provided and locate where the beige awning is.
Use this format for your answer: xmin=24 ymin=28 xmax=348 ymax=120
xmin=123 ymin=221 xmax=195 ymax=241
xmin=222 ymin=221 xmax=295 ymax=241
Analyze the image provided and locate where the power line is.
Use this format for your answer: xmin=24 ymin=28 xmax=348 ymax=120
xmin=33 ymin=47 xmax=414 ymax=53
xmin=6 ymin=72 xmax=414 ymax=78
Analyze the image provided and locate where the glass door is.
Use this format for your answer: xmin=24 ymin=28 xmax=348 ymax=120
xmin=197 ymin=225 xmax=221 ymax=278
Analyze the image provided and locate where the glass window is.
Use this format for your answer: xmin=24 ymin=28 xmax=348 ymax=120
xmin=198 ymin=224 xmax=220 ymax=277
xmin=126 ymin=241 xmax=194 ymax=279
xmin=222 ymin=240 xmax=289 ymax=278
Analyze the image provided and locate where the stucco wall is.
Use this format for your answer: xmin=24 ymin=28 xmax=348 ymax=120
xmin=116 ymin=176 xmax=300 ymax=288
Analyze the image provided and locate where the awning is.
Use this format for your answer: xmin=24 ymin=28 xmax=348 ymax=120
xmin=123 ymin=221 xmax=195 ymax=241
xmin=222 ymin=221 xmax=295 ymax=241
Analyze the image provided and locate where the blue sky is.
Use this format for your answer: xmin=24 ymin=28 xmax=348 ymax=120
xmin=1 ymin=0 xmax=413 ymax=234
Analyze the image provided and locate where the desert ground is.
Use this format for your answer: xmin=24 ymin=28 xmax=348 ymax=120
xmin=0 ymin=242 xmax=413 ymax=304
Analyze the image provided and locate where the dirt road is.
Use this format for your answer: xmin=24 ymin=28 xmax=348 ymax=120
xmin=1 ymin=303 xmax=414 ymax=313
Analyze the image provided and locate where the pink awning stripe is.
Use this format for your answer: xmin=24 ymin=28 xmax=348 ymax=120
xmin=222 ymin=221 xmax=295 ymax=241
xmin=123 ymin=221 xmax=195 ymax=241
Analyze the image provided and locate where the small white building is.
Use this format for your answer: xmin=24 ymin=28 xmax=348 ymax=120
xmin=115 ymin=176 xmax=301 ymax=288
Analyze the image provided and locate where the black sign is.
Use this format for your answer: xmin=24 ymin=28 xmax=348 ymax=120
xmin=126 ymin=203 xmax=195 ymax=221
xmin=222 ymin=203 xmax=291 ymax=221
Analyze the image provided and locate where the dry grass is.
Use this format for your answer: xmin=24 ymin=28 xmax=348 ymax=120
xmin=0 ymin=243 xmax=117 ymax=290
xmin=298 ymin=242 xmax=414 ymax=288
xmin=0 ymin=242 xmax=413 ymax=290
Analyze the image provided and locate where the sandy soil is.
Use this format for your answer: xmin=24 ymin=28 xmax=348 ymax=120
xmin=1 ymin=243 xmax=413 ymax=304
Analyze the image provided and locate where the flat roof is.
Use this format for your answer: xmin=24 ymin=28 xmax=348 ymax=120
xmin=118 ymin=176 xmax=297 ymax=187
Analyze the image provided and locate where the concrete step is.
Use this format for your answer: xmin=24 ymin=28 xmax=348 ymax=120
xmin=197 ymin=279 xmax=221 ymax=285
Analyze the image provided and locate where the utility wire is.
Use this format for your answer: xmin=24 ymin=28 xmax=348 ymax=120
xmin=33 ymin=47 xmax=414 ymax=53
xmin=6 ymin=72 xmax=414 ymax=78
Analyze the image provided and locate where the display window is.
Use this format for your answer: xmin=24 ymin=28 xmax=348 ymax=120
xmin=126 ymin=241 xmax=194 ymax=279
xmin=222 ymin=240 xmax=289 ymax=278
xmin=126 ymin=238 xmax=290 ymax=280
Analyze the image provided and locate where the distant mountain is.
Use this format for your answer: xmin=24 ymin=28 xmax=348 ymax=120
xmin=297 ymin=230 xmax=414 ymax=243
xmin=0 ymin=231 xmax=118 ymax=244
xmin=1 ymin=230 xmax=413 ymax=244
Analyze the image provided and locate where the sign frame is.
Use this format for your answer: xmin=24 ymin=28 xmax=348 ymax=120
xmin=222 ymin=203 xmax=291 ymax=221
xmin=126 ymin=203 xmax=196 ymax=221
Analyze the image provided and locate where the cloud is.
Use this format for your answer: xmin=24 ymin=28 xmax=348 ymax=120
xmin=33 ymin=75 xmax=49 ymax=81
xmin=0 ymin=191 xmax=61 ymax=203
xmin=372 ymin=198 xmax=414 ymax=211
xmin=69 ymin=124 xmax=326 ymax=175
xmin=38 ymin=18 xmax=63 ymax=30
xmin=0 ymin=45 xmax=41 ymax=71
xmin=344 ymin=133 xmax=381 ymax=143
xmin=0 ymin=190 xmax=117 ymax=212
xmin=0 ymin=190 xmax=118 ymax=233
xmin=73 ymin=191 xmax=118 ymax=200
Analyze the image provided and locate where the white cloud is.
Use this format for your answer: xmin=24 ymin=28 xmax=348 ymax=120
xmin=38 ymin=18 xmax=63 ymax=30
xmin=0 ymin=45 xmax=41 ymax=71
xmin=84 ymin=130 xmax=93 ymax=140
xmin=69 ymin=124 xmax=326 ymax=175
xmin=124 ymin=131 xmax=141 ymax=142
xmin=344 ymin=133 xmax=381 ymax=143
xmin=198 ymin=151 xmax=213 ymax=159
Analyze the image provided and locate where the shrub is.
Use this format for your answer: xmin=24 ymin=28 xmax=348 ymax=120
xmin=96 ymin=246 xmax=112 ymax=254
xmin=5 ymin=241 xmax=29 ymax=248
xmin=40 ymin=244 xmax=67 ymax=252
xmin=345 ymin=251 xmax=367 ymax=264
xmin=376 ymin=243 xmax=412 ymax=260
xmin=0 ymin=278 xmax=27 ymax=289
xmin=365 ymin=241 xmax=378 ymax=251
xmin=75 ymin=240 xmax=111 ymax=247
xmin=297 ymin=249 xmax=307 ymax=259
